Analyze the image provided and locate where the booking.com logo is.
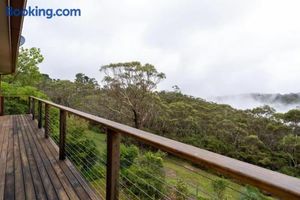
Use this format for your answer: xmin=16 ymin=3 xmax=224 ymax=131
xmin=6 ymin=6 xmax=81 ymax=19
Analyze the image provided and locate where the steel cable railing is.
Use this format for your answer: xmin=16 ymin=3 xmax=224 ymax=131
xmin=120 ymin=168 xmax=171 ymax=200
xmin=121 ymin=157 xmax=201 ymax=199
xmin=120 ymin=173 xmax=155 ymax=199
xmin=61 ymin=120 xmax=178 ymax=200
xmin=63 ymin=138 xmax=191 ymax=200
xmin=65 ymin=146 xmax=106 ymax=198
xmin=27 ymin=97 xmax=298 ymax=200
xmin=120 ymin=180 xmax=140 ymax=200
xmin=67 ymin=143 xmax=152 ymax=199
xmin=47 ymin=110 xmax=186 ymax=199
xmin=32 ymin=98 xmax=170 ymax=199
xmin=42 ymin=106 xmax=107 ymax=199
xmin=165 ymin=158 xmax=251 ymax=198
xmin=64 ymin=134 xmax=258 ymax=200
xmin=64 ymin=137 xmax=164 ymax=199
xmin=121 ymin=152 xmax=251 ymax=199
xmin=69 ymin=144 xmax=204 ymax=199
xmin=45 ymin=109 xmax=245 ymax=199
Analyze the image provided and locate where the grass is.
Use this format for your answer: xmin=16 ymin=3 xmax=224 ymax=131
xmin=164 ymin=157 xmax=244 ymax=199
xmin=85 ymin=130 xmax=273 ymax=199
xmin=86 ymin=130 xmax=107 ymax=153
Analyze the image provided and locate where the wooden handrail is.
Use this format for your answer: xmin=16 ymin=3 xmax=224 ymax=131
xmin=30 ymin=96 xmax=300 ymax=200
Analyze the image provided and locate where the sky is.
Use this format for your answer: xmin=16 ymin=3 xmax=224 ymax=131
xmin=22 ymin=0 xmax=300 ymax=98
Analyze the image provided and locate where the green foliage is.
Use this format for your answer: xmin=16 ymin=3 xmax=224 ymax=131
xmin=1 ymin=82 xmax=47 ymax=115
xmin=147 ymin=91 xmax=299 ymax=177
xmin=212 ymin=179 xmax=228 ymax=200
xmin=100 ymin=61 xmax=166 ymax=128
xmin=280 ymin=134 xmax=300 ymax=168
xmin=1 ymin=81 xmax=47 ymax=98
xmin=283 ymin=109 xmax=300 ymax=124
xmin=123 ymin=151 xmax=166 ymax=199
xmin=175 ymin=179 xmax=189 ymax=200
xmin=239 ymin=186 xmax=268 ymax=200
xmin=246 ymin=105 xmax=275 ymax=117
xmin=75 ymin=73 xmax=99 ymax=87
xmin=3 ymin=47 xmax=44 ymax=86
xmin=120 ymin=145 xmax=139 ymax=169
xmin=66 ymin=116 xmax=99 ymax=171
xmin=49 ymin=114 xmax=101 ymax=181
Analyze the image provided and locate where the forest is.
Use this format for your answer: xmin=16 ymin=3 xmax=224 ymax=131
xmin=1 ymin=47 xmax=300 ymax=199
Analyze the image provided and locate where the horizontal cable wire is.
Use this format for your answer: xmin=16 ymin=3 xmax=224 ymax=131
xmin=66 ymin=144 xmax=138 ymax=199
xmin=120 ymin=173 xmax=154 ymax=200
xmin=66 ymin=133 xmax=196 ymax=199
xmin=119 ymin=162 xmax=171 ymax=200
xmin=121 ymin=157 xmax=200 ymax=199
xmin=166 ymin=158 xmax=250 ymax=197
xmin=45 ymin=106 xmax=249 ymax=199
xmin=120 ymin=180 xmax=141 ymax=200
xmin=120 ymin=181 xmax=138 ymax=200
xmin=66 ymin=143 xmax=182 ymax=200
xmin=64 ymin=145 xmax=107 ymax=197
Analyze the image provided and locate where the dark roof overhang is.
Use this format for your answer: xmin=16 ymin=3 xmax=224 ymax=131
xmin=0 ymin=0 xmax=27 ymax=75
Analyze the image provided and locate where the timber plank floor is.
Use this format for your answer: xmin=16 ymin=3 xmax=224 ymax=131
xmin=0 ymin=115 xmax=101 ymax=200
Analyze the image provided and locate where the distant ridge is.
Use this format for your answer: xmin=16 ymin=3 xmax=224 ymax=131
xmin=210 ymin=92 xmax=300 ymax=112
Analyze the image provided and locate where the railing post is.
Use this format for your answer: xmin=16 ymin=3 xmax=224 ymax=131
xmin=38 ymin=101 xmax=42 ymax=129
xmin=45 ymin=104 xmax=50 ymax=138
xmin=32 ymin=98 xmax=35 ymax=120
xmin=59 ymin=109 xmax=67 ymax=160
xmin=28 ymin=97 xmax=31 ymax=114
xmin=106 ymin=129 xmax=120 ymax=200
xmin=0 ymin=96 xmax=4 ymax=116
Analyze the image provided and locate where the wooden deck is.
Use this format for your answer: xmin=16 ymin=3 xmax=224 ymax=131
xmin=0 ymin=115 xmax=101 ymax=200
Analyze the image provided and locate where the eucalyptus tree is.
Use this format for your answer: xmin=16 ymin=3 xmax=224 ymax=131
xmin=100 ymin=62 xmax=166 ymax=129
xmin=3 ymin=47 xmax=44 ymax=86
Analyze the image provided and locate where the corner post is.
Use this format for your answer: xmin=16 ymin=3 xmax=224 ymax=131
xmin=45 ymin=104 xmax=50 ymax=138
xmin=32 ymin=98 xmax=35 ymax=120
xmin=59 ymin=109 xmax=67 ymax=160
xmin=38 ymin=100 xmax=42 ymax=129
xmin=106 ymin=129 xmax=120 ymax=200
xmin=28 ymin=97 xmax=31 ymax=114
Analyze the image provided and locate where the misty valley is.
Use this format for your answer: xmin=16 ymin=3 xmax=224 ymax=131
xmin=210 ymin=93 xmax=300 ymax=113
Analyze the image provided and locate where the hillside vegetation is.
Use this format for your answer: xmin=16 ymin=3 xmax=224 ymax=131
xmin=2 ymin=47 xmax=300 ymax=199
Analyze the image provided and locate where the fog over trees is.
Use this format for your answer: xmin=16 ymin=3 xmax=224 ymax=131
xmin=210 ymin=93 xmax=300 ymax=113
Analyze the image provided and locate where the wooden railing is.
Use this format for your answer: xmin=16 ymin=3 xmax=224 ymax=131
xmin=0 ymin=96 xmax=30 ymax=116
xmin=22 ymin=96 xmax=300 ymax=200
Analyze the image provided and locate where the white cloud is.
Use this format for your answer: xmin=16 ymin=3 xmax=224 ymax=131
xmin=22 ymin=0 xmax=300 ymax=97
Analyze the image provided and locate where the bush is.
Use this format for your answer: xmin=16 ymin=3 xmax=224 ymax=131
xmin=239 ymin=186 xmax=268 ymax=200
xmin=1 ymin=82 xmax=47 ymax=115
xmin=212 ymin=179 xmax=228 ymax=200
xmin=49 ymin=115 xmax=101 ymax=181
xmin=123 ymin=151 xmax=166 ymax=199
xmin=175 ymin=179 xmax=189 ymax=200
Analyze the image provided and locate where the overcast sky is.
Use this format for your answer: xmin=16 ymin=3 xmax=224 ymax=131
xmin=22 ymin=0 xmax=300 ymax=98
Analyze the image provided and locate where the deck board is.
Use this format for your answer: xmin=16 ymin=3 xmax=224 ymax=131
xmin=0 ymin=116 xmax=9 ymax=199
xmin=0 ymin=115 xmax=101 ymax=200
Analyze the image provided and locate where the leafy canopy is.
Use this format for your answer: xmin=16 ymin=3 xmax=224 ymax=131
xmin=100 ymin=61 xmax=166 ymax=128
xmin=3 ymin=47 xmax=44 ymax=86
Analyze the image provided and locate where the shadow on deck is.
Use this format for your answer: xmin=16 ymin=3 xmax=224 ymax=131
xmin=0 ymin=115 xmax=101 ymax=200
